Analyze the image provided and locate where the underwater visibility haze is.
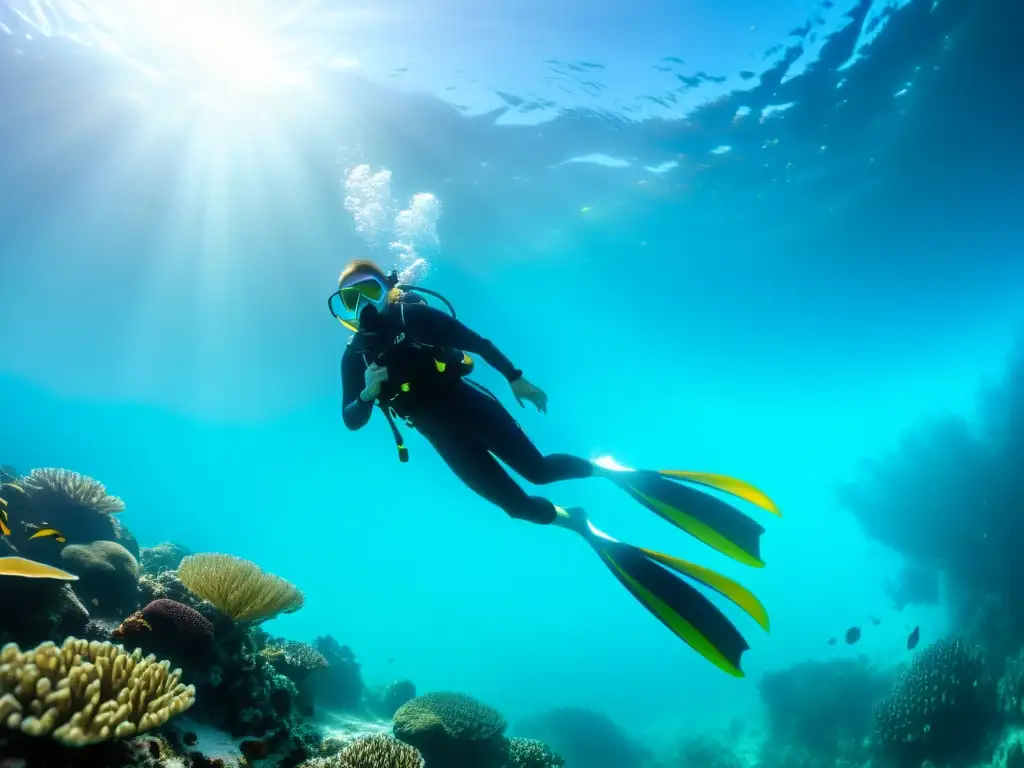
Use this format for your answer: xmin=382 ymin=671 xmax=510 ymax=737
xmin=1 ymin=0 xmax=1024 ymax=766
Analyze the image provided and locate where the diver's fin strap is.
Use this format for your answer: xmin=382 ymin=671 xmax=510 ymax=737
xmin=380 ymin=405 xmax=409 ymax=463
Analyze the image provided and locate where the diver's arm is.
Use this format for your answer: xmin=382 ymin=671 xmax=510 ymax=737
xmin=341 ymin=351 xmax=374 ymax=430
xmin=403 ymin=304 xmax=523 ymax=381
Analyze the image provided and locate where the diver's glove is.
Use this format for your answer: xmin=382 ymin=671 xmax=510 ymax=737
xmin=360 ymin=364 xmax=389 ymax=402
xmin=510 ymin=376 xmax=548 ymax=413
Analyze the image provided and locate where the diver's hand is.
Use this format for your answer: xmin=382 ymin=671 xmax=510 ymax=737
xmin=360 ymin=364 xmax=389 ymax=402
xmin=511 ymin=376 xmax=548 ymax=414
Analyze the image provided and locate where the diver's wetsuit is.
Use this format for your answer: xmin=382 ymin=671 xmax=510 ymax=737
xmin=341 ymin=302 xmax=593 ymax=524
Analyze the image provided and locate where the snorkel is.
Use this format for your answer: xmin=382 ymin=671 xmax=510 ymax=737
xmin=328 ymin=270 xmax=457 ymax=333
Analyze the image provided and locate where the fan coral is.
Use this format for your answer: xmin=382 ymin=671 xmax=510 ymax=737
xmin=394 ymin=691 xmax=507 ymax=767
xmin=23 ymin=468 xmax=125 ymax=514
xmin=873 ymin=637 xmax=995 ymax=766
xmin=178 ymin=553 xmax=305 ymax=622
xmin=507 ymin=737 xmax=566 ymax=768
xmin=0 ymin=637 xmax=195 ymax=746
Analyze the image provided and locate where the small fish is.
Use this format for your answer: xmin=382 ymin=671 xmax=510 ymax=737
xmin=845 ymin=626 xmax=861 ymax=645
xmin=387 ymin=657 xmax=395 ymax=664
xmin=827 ymin=637 xmax=836 ymax=646
xmin=907 ymin=626 xmax=920 ymax=650
xmin=870 ymin=616 xmax=881 ymax=626
xmin=26 ymin=524 xmax=66 ymax=544
xmin=0 ymin=500 xmax=10 ymax=537
xmin=183 ymin=732 xmax=198 ymax=747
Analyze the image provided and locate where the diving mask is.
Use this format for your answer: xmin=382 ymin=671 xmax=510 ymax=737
xmin=329 ymin=274 xmax=390 ymax=330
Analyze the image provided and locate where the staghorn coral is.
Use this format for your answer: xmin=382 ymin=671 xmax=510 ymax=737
xmin=328 ymin=733 xmax=425 ymax=768
xmin=0 ymin=637 xmax=195 ymax=746
xmin=178 ymin=553 xmax=305 ymax=623
xmin=394 ymin=691 xmax=507 ymax=767
xmin=22 ymin=468 xmax=125 ymax=514
xmin=874 ymin=637 xmax=995 ymax=767
xmin=506 ymin=737 xmax=565 ymax=768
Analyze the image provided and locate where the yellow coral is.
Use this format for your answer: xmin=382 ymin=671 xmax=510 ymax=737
xmin=177 ymin=553 xmax=305 ymax=623
xmin=22 ymin=468 xmax=125 ymax=514
xmin=0 ymin=637 xmax=195 ymax=746
xmin=0 ymin=556 xmax=79 ymax=580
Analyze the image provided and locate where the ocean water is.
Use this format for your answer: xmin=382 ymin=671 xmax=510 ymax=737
xmin=1 ymin=0 xmax=1022 ymax=762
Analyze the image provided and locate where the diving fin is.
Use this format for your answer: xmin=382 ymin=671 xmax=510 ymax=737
xmin=563 ymin=508 xmax=768 ymax=678
xmin=595 ymin=457 xmax=777 ymax=568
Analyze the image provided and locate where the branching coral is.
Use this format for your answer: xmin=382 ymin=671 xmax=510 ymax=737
xmin=22 ymin=468 xmax=125 ymax=514
xmin=0 ymin=637 xmax=195 ymax=746
xmin=327 ymin=733 xmax=425 ymax=768
xmin=874 ymin=637 xmax=995 ymax=766
xmin=177 ymin=553 xmax=304 ymax=622
xmin=506 ymin=737 xmax=566 ymax=768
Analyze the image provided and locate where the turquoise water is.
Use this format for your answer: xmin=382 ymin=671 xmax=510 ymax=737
xmin=1 ymin=0 xmax=1022 ymax=751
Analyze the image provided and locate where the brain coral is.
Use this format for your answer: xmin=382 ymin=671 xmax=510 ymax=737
xmin=874 ymin=637 xmax=995 ymax=766
xmin=113 ymin=599 xmax=214 ymax=656
xmin=393 ymin=691 xmax=507 ymax=767
xmin=0 ymin=637 xmax=195 ymax=746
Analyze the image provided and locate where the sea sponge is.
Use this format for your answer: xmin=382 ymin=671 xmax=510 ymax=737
xmin=874 ymin=637 xmax=995 ymax=766
xmin=177 ymin=553 xmax=304 ymax=623
xmin=393 ymin=691 xmax=507 ymax=767
xmin=113 ymin=599 xmax=214 ymax=659
xmin=506 ymin=737 xmax=566 ymax=768
xmin=0 ymin=637 xmax=195 ymax=746
xmin=60 ymin=540 xmax=140 ymax=614
xmin=22 ymin=469 xmax=125 ymax=514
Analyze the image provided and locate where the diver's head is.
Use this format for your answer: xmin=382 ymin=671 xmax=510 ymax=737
xmin=336 ymin=259 xmax=398 ymax=329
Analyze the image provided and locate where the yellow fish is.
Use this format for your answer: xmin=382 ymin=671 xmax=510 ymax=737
xmin=27 ymin=524 xmax=66 ymax=544
xmin=0 ymin=556 xmax=78 ymax=580
xmin=0 ymin=499 xmax=9 ymax=537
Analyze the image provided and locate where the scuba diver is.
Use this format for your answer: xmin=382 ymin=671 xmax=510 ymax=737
xmin=329 ymin=259 xmax=781 ymax=677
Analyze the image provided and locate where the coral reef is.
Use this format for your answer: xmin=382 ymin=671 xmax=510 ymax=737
xmin=300 ymin=733 xmax=425 ymax=768
xmin=113 ymin=599 xmax=215 ymax=663
xmin=516 ymin=707 xmax=650 ymax=768
xmin=178 ymin=553 xmax=305 ymax=623
xmin=369 ymin=679 xmax=417 ymax=719
xmin=759 ymin=657 xmax=894 ymax=756
xmin=262 ymin=639 xmax=330 ymax=717
xmin=393 ymin=691 xmax=508 ymax=768
xmin=873 ymin=637 xmax=996 ymax=767
xmin=0 ymin=637 xmax=195 ymax=745
xmin=60 ymin=540 xmax=140 ymax=616
xmin=505 ymin=736 xmax=565 ymax=768
xmin=313 ymin=635 xmax=365 ymax=712
xmin=140 ymin=542 xmax=192 ymax=576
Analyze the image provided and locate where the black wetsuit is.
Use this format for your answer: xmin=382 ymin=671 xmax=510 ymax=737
xmin=341 ymin=302 xmax=593 ymax=524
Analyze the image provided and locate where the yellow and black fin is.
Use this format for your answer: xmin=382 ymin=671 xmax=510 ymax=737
xmin=616 ymin=471 xmax=768 ymax=568
xmin=593 ymin=537 xmax=752 ymax=677
xmin=658 ymin=470 xmax=780 ymax=516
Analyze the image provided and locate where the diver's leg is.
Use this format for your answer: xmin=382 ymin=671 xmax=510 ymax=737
xmin=461 ymin=383 xmax=593 ymax=485
xmin=420 ymin=426 xmax=560 ymax=525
